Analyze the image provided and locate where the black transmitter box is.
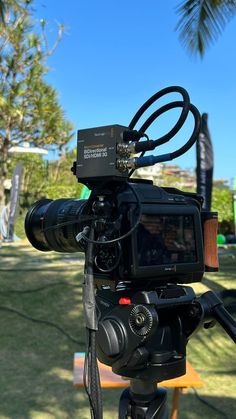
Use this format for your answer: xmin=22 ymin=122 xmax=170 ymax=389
xmin=75 ymin=125 xmax=129 ymax=187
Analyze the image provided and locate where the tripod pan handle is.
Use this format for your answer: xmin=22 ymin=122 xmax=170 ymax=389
xmin=200 ymin=291 xmax=236 ymax=343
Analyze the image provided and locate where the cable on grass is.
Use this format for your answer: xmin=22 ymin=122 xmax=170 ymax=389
xmin=0 ymin=305 xmax=83 ymax=346
xmin=192 ymin=387 xmax=229 ymax=419
xmin=0 ymin=281 xmax=79 ymax=294
xmin=0 ymin=269 xmax=83 ymax=273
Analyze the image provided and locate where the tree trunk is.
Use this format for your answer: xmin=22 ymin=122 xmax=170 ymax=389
xmin=0 ymin=135 xmax=10 ymax=209
xmin=0 ymin=176 xmax=6 ymax=209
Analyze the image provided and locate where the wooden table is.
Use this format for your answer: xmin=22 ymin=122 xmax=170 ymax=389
xmin=73 ymin=352 xmax=203 ymax=419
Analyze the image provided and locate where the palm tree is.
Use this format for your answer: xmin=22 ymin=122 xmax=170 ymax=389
xmin=0 ymin=0 xmax=5 ymax=22
xmin=176 ymin=0 xmax=236 ymax=56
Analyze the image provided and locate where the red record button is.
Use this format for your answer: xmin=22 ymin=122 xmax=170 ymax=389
xmin=119 ymin=297 xmax=131 ymax=305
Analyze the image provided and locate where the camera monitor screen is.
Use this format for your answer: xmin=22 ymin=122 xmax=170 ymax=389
xmin=137 ymin=214 xmax=197 ymax=267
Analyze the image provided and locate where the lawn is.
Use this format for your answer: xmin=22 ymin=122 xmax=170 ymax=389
xmin=0 ymin=240 xmax=235 ymax=419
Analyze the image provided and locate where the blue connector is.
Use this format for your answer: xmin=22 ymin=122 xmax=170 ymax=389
xmin=135 ymin=153 xmax=172 ymax=168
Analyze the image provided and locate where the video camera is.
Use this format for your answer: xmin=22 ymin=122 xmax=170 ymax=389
xmin=25 ymin=86 xmax=236 ymax=419
xmin=25 ymin=177 xmax=218 ymax=287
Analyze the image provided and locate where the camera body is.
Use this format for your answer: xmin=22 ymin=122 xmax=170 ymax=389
xmin=92 ymin=180 xmax=205 ymax=286
xmin=25 ymin=177 xmax=217 ymax=288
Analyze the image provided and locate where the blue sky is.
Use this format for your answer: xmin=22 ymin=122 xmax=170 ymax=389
xmin=33 ymin=1 xmax=236 ymax=182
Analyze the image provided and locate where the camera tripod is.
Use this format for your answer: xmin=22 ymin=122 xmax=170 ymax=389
xmin=94 ymin=283 xmax=236 ymax=419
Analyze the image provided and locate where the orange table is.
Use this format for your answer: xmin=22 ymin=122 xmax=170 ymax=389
xmin=73 ymin=352 xmax=203 ymax=419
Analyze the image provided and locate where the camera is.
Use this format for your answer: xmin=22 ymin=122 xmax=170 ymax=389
xmin=25 ymin=179 xmax=218 ymax=287
xmin=25 ymin=99 xmax=218 ymax=289
xmin=24 ymin=87 xmax=236 ymax=419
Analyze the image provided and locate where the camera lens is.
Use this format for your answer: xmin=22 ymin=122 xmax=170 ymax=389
xmin=25 ymin=198 xmax=87 ymax=252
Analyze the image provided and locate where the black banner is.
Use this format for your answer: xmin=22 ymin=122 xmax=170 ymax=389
xmin=196 ymin=113 xmax=214 ymax=211
xmin=7 ymin=163 xmax=23 ymax=240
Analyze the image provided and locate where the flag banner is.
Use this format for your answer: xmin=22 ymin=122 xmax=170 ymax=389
xmin=196 ymin=113 xmax=214 ymax=211
xmin=7 ymin=163 xmax=23 ymax=240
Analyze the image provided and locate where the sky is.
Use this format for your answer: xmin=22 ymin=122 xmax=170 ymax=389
xmin=33 ymin=0 xmax=236 ymax=182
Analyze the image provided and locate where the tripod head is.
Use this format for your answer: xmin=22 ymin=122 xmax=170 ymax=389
xmin=96 ymin=284 xmax=236 ymax=383
xmin=95 ymin=284 xmax=236 ymax=419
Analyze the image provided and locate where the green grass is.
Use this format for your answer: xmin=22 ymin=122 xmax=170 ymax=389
xmin=0 ymin=241 xmax=235 ymax=418
xmin=15 ymin=211 xmax=27 ymax=240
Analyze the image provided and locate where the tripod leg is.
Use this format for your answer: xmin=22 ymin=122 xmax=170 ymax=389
xmin=145 ymin=388 xmax=168 ymax=419
xmin=119 ymin=388 xmax=132 ymax=419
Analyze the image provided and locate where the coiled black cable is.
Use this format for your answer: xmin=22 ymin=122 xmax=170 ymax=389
xmin=137 ymin=101 xmax=200 ymax=160
xmin=139 ymin=100 xmax=191 ymax=147
xmin=128 ymin=97 xmax=201 ymax=176
xmin=128 ymin=86 xmax=195 ymax=177
xmin=129 ymin=85 xmax=190 ymax=132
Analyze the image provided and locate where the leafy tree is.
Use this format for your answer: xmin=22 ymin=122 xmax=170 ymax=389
xmin=212 ymin=184 xmax=233 ymax=224
xmin=44 ymin=149 xmax=83 ymax=200
xmin=0 ymin=0 xmax=73 ymax=208
xmin=7 ymin=152 xmax=47 ymax=207
xmin=8 ymin=148 xmax=83 ymax=211
xmin=176 ymin=0 xmax=236 ymax=56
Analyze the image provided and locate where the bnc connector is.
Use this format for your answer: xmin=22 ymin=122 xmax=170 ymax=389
xmin=116 ymin=142 xmax=136 ymax=157
xmin=117 ymin=158 xmax=136 ymax=172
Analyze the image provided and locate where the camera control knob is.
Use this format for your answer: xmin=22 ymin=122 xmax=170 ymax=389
xmin=129 ymin=305 xmax=158 ymax=336
xmin=97 ymin=319 xmax=125 ymax=357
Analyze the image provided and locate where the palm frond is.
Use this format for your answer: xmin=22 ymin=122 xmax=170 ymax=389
xmin=176 ymin=0 xmax=236 ymax=56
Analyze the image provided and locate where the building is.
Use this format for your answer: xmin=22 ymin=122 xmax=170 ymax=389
xmin=134 ymin=163 xmax=196 ymax=190
xmin=134 ymin=164 xmax=163 ymax=184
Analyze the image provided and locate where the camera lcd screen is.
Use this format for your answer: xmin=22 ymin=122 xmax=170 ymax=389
xmin=137 ymin=214 xmax=196 ymax=267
